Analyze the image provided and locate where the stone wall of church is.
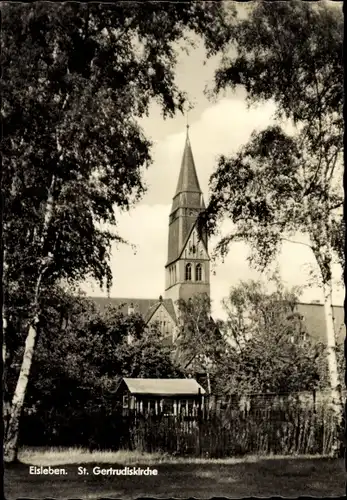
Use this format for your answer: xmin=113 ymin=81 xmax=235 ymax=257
xmin=176 ymin=282 xmax=211 ymax=304
xmin=165 ymin=282 xmax=211 ymax=319
xmin=165 ymin=259 xmax=210 ymax=302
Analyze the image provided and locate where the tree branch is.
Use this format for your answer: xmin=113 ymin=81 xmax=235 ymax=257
xmin=280 ymin=237 xmax=313 ymax=250
xmin=329 ymin=201 xmax=343 ymax=211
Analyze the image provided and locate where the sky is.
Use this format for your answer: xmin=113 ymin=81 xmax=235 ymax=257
xmin=82 ymin=3 xmax=344 ymax=320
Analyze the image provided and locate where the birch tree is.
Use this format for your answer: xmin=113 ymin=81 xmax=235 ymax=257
xmin=199 ymin=1 xmax=343 ymax=415
xmin=176 ymin=294 xmax=226 ymax=395
xmin=1 ymin=2 xmax=229 ymax=462
xmin=220 ymin=278 xmax=327 ymax=394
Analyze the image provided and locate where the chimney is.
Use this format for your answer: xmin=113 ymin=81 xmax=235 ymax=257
xmin=128 ymin=302 xmax=135 ymax=315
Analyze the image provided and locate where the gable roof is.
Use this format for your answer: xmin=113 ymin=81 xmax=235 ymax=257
xmin=121 ymin=377 xmax=206 ymax=396
xmin=297 ymin=303 xmax=345 ymax=344
xmin=91 ymin=299 xmax=344 ymax=345
xmin=178 ymin=220 xmax=209 ymax=261
xmin=162 ymin=299 xmax=177 ymax=323
xmin=92 ymin=297 xmax=177 ymax=324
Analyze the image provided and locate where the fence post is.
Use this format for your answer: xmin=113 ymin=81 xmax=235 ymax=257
xmin=197 ymin=388 xmax=202 ymax=456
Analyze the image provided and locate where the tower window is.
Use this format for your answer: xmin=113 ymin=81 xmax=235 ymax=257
xmin=195 ymin=263 xmax=202 ymax=281
xmin=185 ymin=263 xmax=192 ymax=281
xmin=170 ymin=266 xmax=175 ymax=285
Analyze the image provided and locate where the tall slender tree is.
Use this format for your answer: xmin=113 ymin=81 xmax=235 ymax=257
xmin=1 ymin=2 xmax=230 ymax=461
xmin=199 ymin=1 xmax=343 ymax=417
xmin=176 ymin=293 xmax=226 ymax=395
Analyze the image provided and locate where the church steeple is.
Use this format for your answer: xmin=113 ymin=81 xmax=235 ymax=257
xmin=174 ymin=126 xmax=202 ymax=197
xmin=164 ymin=128 xmax=210 ymax=308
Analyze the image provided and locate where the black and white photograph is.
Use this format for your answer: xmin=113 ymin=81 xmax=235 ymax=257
xmin=2 ymin=1 xmax=345 ymax=498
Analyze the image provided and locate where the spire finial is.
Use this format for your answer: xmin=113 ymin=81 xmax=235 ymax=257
xmin=186 ymin=110 xmax=190 ymax=135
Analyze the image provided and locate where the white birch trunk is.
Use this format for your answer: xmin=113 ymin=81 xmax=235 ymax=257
xmin=4 ymin=316 xmax=39 ymax=462
xmin=323 ymin=282 xmax=342 ymax=400
xmin=206 ymin=371 xmax=211 ymax=395
xmin=206 ymin=371 xmax=213 ymax=412
xmin=322 ymin=280 xmax=343 ymax=457
xmin=2 ymin=248 xmax=11 ymax=436
xmin=2 ymin=297 xmax=11 ymax=437
xmin=4 ymin=176 xmax=55 ymax=463
xmin=2 ymin=292 xmax=7 ymax=367
xmin=2 ymin=248 xmax=8 ymax=366
xmin=323 ymin=284 xmax=340 ymax=388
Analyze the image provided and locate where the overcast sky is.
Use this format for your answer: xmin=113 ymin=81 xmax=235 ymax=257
xmin=82 ymin=3 xmax=344 ymax=319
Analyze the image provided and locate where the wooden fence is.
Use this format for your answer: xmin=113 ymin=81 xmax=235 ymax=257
xmin=117 ymin=391 xmax=343 ymax=457
xmin=19 ymin=390 xmax=344 ymax=456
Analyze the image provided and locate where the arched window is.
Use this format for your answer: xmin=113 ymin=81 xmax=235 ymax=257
xmin=195 ymin=263 xmax=202 ymax=281
xmin=185 ymin=263 xmax=192 ymax=281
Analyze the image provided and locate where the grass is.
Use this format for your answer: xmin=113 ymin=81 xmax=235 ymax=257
xmin=4 ymin=447 xmax=346 ymax=499
xmin=18 ymin=446 xmax=307 ymax=465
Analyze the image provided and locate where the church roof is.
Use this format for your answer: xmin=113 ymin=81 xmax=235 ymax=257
xmin=91 ymin=298 xmax=344 ymax=345
xmin=92 ymin=297 xmax=177 ymax=324
xmin=297 ymin=302 xmax=345 ymax=344
xmin=174 ymin=128 xmax=202 ymax=196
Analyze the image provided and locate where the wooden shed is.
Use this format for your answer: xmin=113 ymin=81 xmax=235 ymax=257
xmin=115 ymin=377 xmax=206 ymax=417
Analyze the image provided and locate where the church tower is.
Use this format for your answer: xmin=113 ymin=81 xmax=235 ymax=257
xmin=164 ymin=127 xmax=210 ymax=310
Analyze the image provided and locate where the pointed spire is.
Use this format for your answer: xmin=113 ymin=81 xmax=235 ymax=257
xmin=174 ymin=127 xmax=202 ymax=196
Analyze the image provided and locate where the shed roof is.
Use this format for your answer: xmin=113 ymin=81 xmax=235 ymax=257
xmin=122 ymin=378 xmax=206 ymax=396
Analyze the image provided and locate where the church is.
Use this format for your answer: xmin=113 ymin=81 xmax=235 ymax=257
xmin=94 ymin=126 xmax=210 ymax=345
xmin=93 ymin=128 xmax=345 ymax=347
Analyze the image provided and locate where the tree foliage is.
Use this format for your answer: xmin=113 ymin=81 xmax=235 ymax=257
xmin=18 ymin=290 xmax=181 ymax=445
xmin=176 ymin=293 xmax=226 ymax=393
xmin=219 ymin=278 xmax=327 ymax=394
xmin=200 ymin=1 xmax=343 ymax=278
xmin=2 ymin=1 xmax=230 ymax=299
xmin=1 ymin=1 xmax=230 ymax=460
xmin=214 ymin=2 xmax=342 ymax=127
xmin=28 ymin=292 xmax=181 ymax=405
xmin=202 ymin=124 xmax=343 ymax=281
xmin=197 ymin=2 xmax=343 ymax=402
